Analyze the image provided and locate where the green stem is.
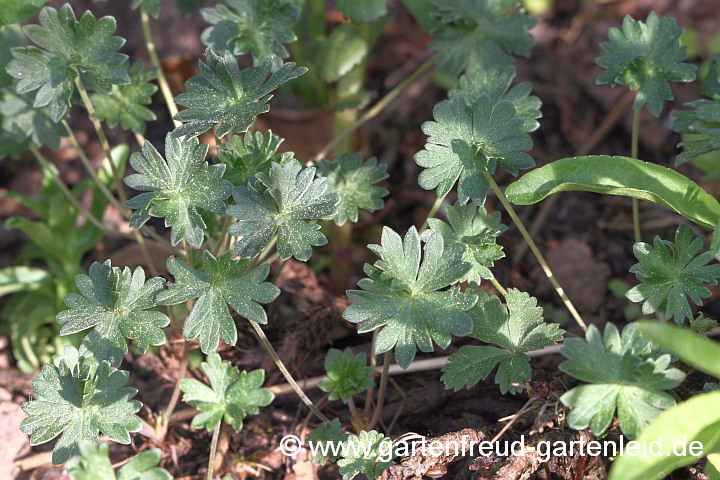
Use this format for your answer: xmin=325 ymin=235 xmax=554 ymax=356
xmin=368 ymin=351 xmax=391 ymax=429
xmin=74 ymin=77 xmax=125 ymax=201
xmin=482 ymin=170 xmax=587 ymax=331
xmin=207 ymin=422 xmax=221 ymax=480
xmin=249 ymin=320 xmax=329 ymax=422
xmin=419 ymin=194 xmax=445 ymax=233
xmin=312 ymin=57 xmax=435 ymax=161
xmin=140 ymin=6 xmax=181 ymax=128
xmin=251 ymin=236 xmax=277 ymax=268
xmin=29 ymin=146 xmax=134 ymax=240
xmin=61 ymin=120 xmax=126 ymax=212
xmin=631 ymin=108 xmax=641 ymax=243
xmin=490 ymin=277 xmax=508 ymax=297
xmin=309 ymin=0 xmax=325 ymax=40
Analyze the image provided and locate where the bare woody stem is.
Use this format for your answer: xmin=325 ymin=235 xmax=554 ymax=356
xmin=140 ymin=6 xmax=181 ymax=128
xmin=249 ymin=320 xmax=329 ymax=422
xmin=207 ymin=422 xmax=221 ymax=480
xmin=482 ymin=169 xmax=588 ymax=331
xmin=630 ymin=108 xmax=641 ymax=243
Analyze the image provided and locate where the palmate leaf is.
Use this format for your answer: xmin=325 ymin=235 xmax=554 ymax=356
xmin=559 ymin=323 xmax=685 ymax=438
xmin=178 ymin=352 xmax=273 ymax=431
xmin=0 ymin=88 xmax=66 ymax=149
xmin=344 ymin=227 xmax=478 ymax=369
xmin=596 ymin=12 xmax=696 ymax=117
xmin=317 ymin=153 xmax=389 ymax=226
xmin=337 ymin=430 xmax=393 ymax=480
xmin=227 ymin=159 xmax=340 ymax=261
xmin=20 ymin=346 xmax=143 ymax=464
xmin=671 ymin=92 xmax=720 ymax=165
xmin=91 ymin=61 xmax=158 ymax=135
xmin=320 ymin=23 xmax=368 ymax=82
xmin=156 ymin=251 xmax=280 ymax=354
xmin=336 ymin=0 xmax=387 ymax=23
xmin=56 ymin=261 xmax=169 ymax=366
xmin=214 ymin=130 xmax=294 ymax=187
xmin=172 ymin=49 xmax=307 ymax=138
xmin=6 ymin=4 xmax=130 ymax=122
xmin=200 ymin=0 xmax=299 ymax=71
xmin=421 ymin=201 xmax=507 ymax=285
xmin=318 ymin=349 xmax=374 ymax=403
xmin=429 ymin=0 xmax=535 ymax=77
xmin=124 ymin=133 xmax=232 ymax=248
xmin=449 ymin=66 xmax=542 ymax=133
xmin=441 ymin=289 xmax=564 ymax=394
xmin=67 ymin=442 xmax=172 ymax=480
xmin=626 ymin=223 xmax=720 ymax=325
xmin=308 ymin=419 xmax=350 ymax=464
xmin=415 ymin=94 xmax=534 ymax=206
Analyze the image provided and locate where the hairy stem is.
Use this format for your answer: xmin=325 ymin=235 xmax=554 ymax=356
xmin=140 ymin=6 xmax=181 ymax=128
xmin=29 ymin=146 xmax=135 ymax=240
xmin=61 ymin=120 xmax=125 ymax=212
xmin=207 ymin=422 xmax=221 ymax=480
xmin=419 ymin=194 xmax=446 ymax=233
xmin=482 ymin=170 xmax=587 ymax=331
xmin=368 ymin=351 xmax=391 ymax=429
xmin=631 ymin=107 xmax=641 ymax=243
xmin=312 ymin=56 xmax=435 ymax=161
xmin=160 ymin=344 xmax=188 ymax=438
xmin=363 ymin=330 xmax=378 ymax=419
xmin=74 ymin=77 xmax=126 ymax=201
xmin=251 ymin=236 xmax=278 ymax=268
xmin=490 ymin=277 xmax=508 ymax=297
xmin=249 ymin=320 xmax=329 ymax=422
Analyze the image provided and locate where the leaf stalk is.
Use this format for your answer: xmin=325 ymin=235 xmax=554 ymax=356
xmin=482 ymin=169 xmax=587 ymax=331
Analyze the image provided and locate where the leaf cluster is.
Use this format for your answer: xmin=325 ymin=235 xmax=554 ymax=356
xmin=67 ymin=442 xmax=172 ymax=480
xmin=56 ymin=260 xmax=169 ymax=366
xmin=337 ymin=430 xmax=393 ymax=480
xmin=442 ymin=289 xmax=563 ymax=394
xmin=200 ymin=0 xmax=300 ymax=71
xmin=559 ymin=323 xmax=685 ymax=438
xmin=318 ymin=349 xmax=374 ymax=403
xmin=179 ymin=351 xmax=273 ymax=431
xmin=344 ymin=226 xmax=478 ymax=369
xmin=595 ymin=12 xmax=696 ymax=116
xmin=626 ymin=223 xmax=720 ymax=325
xmin=157 ymin=251 xmax=280 ymax=353
xmin=214 ymin=130 xmax=294 ymax=187
xmin=428 ymin=0 xmax=535 ymax=77
xmin=20 ymin=346 xmax=143 ymax=464
xmin=227 ymin=159 xmax=340 ymax=261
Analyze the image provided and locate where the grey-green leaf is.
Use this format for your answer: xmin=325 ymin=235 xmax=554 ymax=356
xmin=20 ymin=346 xmax=143 ymax=464
xmin=344 ymin=226 xmax=478 ymax=369
xmin=178 ymin=352 xmax=273 ymax=431
xmin=56 ymin=260 xmax=169 ymax=366
xmin=626 ymin=224 xmax=720 ymax=325
xmin=415 ymin=94 xmax=534 ymax=205
xmin=91 ymin=61 xmax=158 ymax=134
xmin=6 ymin=4 xmax=130 ymax=122
xmin=172 ymin=49 xmax=307 ymax=138
xmin=559 ymin=323 xmax=686 ymax=438
xmin=156 ymin=251 xmax=280 ymax=354
xmin=214 ymin=130 xmax=294 ymax=187
xmin=200 ymin=0 xmax=299 ymax=71
xmin=124 ymin=133 xmax=232 ymax=248
xmin=227 ymin=159 xmax=340 ymax=261
xmin=316 ymin=153 xmax=389 ymax=226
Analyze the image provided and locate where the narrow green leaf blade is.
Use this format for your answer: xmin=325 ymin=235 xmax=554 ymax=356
xmin=637 ymin=321 xmax=720 ymax=379
xmin=505 ymin=155 xmax=720 ymax=229
xmin=607 ymin=391 xmax=720 ymax=480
